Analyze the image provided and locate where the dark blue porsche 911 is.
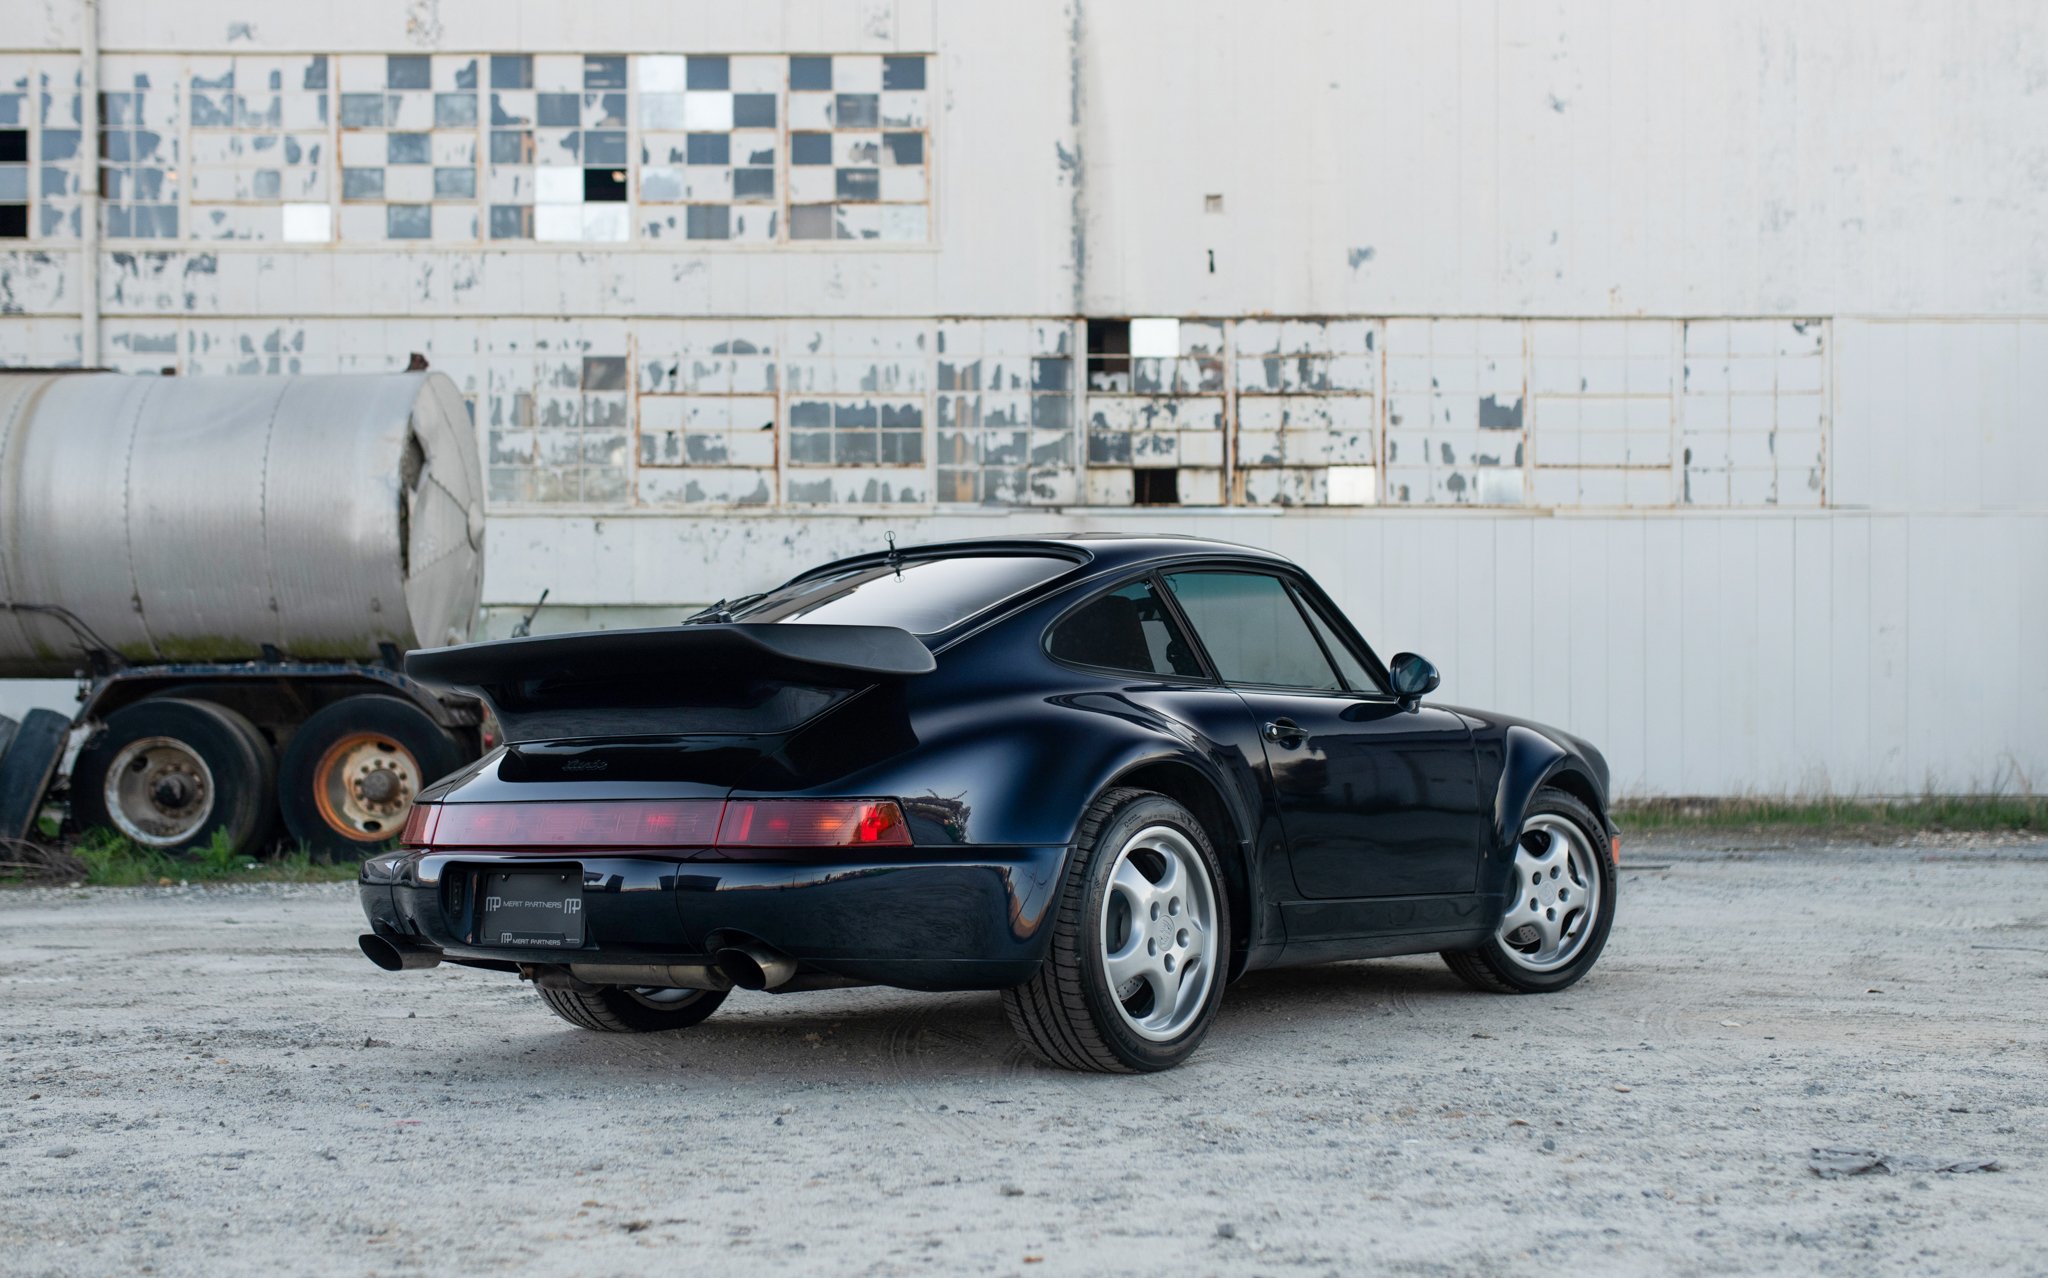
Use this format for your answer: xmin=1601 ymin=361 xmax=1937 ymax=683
xmin=360 ymin=534 xmax=1618 ymax=1072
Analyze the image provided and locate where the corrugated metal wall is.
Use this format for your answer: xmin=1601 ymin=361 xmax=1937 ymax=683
xmin=2 ymin=1 xmax=2044 ymax=795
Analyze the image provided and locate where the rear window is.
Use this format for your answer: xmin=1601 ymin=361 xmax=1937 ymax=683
xmin=730 ymin=554 xmax=1075 ymax=635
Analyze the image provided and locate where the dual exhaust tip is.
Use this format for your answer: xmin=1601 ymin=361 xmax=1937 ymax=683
xmin=358 ymin=933 xmax=797 ymax=991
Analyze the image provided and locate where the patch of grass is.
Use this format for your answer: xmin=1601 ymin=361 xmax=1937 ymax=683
xmin=1615 ymin=795 xmax=2047 ymax=834
xmin=43 ymin=829 xmax=361 ymax=887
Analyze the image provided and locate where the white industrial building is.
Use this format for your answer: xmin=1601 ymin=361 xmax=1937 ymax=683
xmin=2 ymin=0 xmax=2044 ymax=797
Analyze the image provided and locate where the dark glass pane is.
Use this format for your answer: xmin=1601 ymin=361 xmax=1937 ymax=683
xmin=583 ymin=166 xmax=626 ymax=202
xmin=387 ymin=55 xmax=430 ymax=90
xmin=882 ymin=56 xmax=925 ymax=91
xmin=685 ymin=204 xmax=730 ymax=240
xmin=582 ymin=356 xmax=627 ymax=390
xmin=1049 ymin=580 xmax=1204 ymax=677
xmin=733 ymin=93 xmax=776 ymax=128
xmin=386 ymin=204 xmax=430 ymax=239
xmin=789 ymin=56 xmax=832 ymax=91
xmin=489 ymin=204 xmax=531 ymax=239
xmin=883 ymin=132 xmax=923 ymax=165
xmin=835 ymin=93 xmax=878 ymax=128
xmin=386 ymin=132 xmax=429 ymax=164
xmin=790 ymin=132 xmax=830 ymax=165
xmin=686 ymin=132 xmax=729 ymax=165
xmin=686 ymin=55 xmax=729 ymax=90
xmin=583 ymin=130 xmax=627 ymax=164
xmin=584 ymin=56 xmax=627 ymax=90
xmin=490 ymin=55 xmax=532 ymax=90
xmin=732 ymin=167 xmax=774 ymax=199
xmin=1164 ymin=572 xmax=1341 ymax=690
xmin=489 ymin=130 xmax=531 ymax=163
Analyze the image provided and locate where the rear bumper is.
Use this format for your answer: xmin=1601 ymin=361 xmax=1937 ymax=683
xmin=358 ymin=845 xmax=1068 ymax=991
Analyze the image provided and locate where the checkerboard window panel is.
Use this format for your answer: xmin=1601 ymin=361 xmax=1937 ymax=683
xmin=787 ymin=54 xmax=929 ymax=242
xmin=635 ymin=54 xmax=780 ymax=243
xmin=334 ymin=54 xmax=479 ymax=242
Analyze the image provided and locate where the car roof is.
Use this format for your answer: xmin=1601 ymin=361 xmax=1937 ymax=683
xmin=793 ymin=532 xmax=1296 ymax=584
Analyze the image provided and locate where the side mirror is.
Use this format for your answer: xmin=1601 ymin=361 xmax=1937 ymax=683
xmin=1388 ymin=652 xmax=1440 ymax=710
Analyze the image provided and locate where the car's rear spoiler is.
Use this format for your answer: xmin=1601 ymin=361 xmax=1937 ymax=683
xmin=406 ymin=623 xmax=936 ymax=692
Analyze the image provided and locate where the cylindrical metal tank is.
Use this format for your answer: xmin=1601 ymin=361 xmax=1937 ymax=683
xmin=0 ymin=371 xmax=485 ymax=678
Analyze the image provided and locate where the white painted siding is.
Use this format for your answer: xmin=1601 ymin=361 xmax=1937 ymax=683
xmin=1 ymin=1 xmax=2044 ymax=796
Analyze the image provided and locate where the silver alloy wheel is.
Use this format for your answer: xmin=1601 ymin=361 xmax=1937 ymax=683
xmin=1496 ymin=813 xmax=1602 ymax=973
xmin=1099 ymin=824 xmax=1219 ymax=1042
xmin=105 ymin=736 xmax=217 ymax=848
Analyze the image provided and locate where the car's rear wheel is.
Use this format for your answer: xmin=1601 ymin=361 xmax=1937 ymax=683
xmin=1003 ymin=787 xmax=1230 ymax=1073
xmin=536 ymin=983 xmax=729 ymax=1033
xmin=1442 ymin=788 xmax=1615 ymax=993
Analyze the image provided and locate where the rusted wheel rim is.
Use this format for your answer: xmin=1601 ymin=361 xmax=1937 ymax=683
xmin=106 ymin=736 xmax=215 ymax=848
xmin=312 ymin=732 xmax=421 ymax=842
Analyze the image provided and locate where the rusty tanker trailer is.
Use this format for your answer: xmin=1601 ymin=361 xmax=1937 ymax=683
xmin=0 ymin=370 xmax=489 ymax=859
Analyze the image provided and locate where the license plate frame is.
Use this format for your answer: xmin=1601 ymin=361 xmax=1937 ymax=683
xmin=475 ymin=869 xmax=586 ymax=949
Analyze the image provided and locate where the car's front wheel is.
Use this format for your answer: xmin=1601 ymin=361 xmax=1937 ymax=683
xmin=1441 ymin=788 xmax=1616 ymax=993
xmin=536 ymin=983 xmax=728 ymax=1033
xmin=1003 ymin=787 xmax=1230 ymax=1072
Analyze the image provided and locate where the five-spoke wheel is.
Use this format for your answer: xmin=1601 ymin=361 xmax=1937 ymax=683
xmin=1004 ymin=788 xmax=1231 ymax=1072
xmin=1100 ymin=824 xmax=1220 ymax=1041
xmin=1442 ymin=787 xmax=1616 ymax=994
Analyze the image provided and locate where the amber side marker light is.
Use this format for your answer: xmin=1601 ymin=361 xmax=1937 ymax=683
xmin=1611 ymin=833 xmax=1622 ymax=865
xmin=399 ymin=798 xmax=911 ymax=851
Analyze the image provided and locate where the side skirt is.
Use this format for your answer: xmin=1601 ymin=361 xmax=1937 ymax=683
xmin=1272 ymin=892 xmax=1502 ymax=964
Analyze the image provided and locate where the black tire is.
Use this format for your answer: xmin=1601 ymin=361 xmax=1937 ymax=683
xmin=1002 ymin=787 xmax=1231 ymax=1073
xmin=1442 ymin=788 xmax=1616 ymax=994
xmin=70 ymin=697 xmax=277 ymax=858
xmin=278 ymin=696 xmax=467 ymax=858
xmin=536 ymin=984 xmax=729 ymax=1033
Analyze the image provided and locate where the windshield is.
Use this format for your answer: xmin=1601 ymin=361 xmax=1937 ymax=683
xmin=728 ymin=554 xmax=1077 ymax=635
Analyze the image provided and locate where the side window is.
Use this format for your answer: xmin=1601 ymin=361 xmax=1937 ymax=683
xmin=1162 ymin=571 xmax=1342 ymax=691
xmin=1296 ymin=592 xmax=1382 ymax=692
xmin=1048 ymin=579 xmax=1205 ymax=678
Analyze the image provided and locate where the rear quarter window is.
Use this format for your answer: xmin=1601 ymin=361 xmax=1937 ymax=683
xmin=1047 ymin=579 xmax=1205 ymax=677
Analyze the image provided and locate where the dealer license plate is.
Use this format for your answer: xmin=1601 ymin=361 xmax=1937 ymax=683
xmin=477 ymin=871 xmax=585 ymax=949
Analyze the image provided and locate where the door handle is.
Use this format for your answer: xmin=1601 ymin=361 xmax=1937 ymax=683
xmin=1262 ymin=718 xmax=1306 ymax=747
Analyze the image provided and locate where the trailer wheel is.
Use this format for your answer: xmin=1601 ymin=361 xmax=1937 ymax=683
xmin=70 ymin=698 xmax=277 ymax=857
xmin=279 ymin=696 xmax=465 ymax=857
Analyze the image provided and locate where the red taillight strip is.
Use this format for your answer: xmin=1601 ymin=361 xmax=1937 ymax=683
xmin=718 ymin=799 xmax=911 ymax=848
xmin=403 ymin=798 xmax=911 ymax=851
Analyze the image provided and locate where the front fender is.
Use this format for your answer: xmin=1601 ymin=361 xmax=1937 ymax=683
xmin=1481 ymin=723 xmax=1612 ymax=897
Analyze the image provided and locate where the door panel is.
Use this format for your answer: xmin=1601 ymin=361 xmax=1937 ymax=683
xmin=1160 ymin=566 xmax=1489 ymax=906
xmin=1240 ymin=690 xmax=1485 ymax=898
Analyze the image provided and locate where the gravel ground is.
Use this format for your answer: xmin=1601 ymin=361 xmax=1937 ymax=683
xmin=2 ymin=834 xmax=2045 ymax=1277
